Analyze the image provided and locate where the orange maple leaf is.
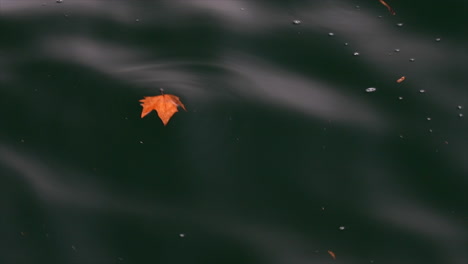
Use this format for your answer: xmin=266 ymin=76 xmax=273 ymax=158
xmin=139 ymin=91 xmax=186 ymax=126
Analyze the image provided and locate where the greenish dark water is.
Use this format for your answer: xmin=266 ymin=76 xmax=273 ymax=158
xmin=1 ymin=0 xmax=467 ymax=263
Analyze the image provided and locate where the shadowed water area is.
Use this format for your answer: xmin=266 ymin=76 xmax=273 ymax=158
xmin=0 ymin=0 xmax=467 ymax=263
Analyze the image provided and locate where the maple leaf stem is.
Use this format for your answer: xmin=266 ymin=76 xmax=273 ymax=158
xmin=159 ymin=88 xmax=165 ymax=95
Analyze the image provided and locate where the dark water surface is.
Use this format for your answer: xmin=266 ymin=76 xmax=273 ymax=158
xmin=1 ymin=0 xmax=467 ymax=263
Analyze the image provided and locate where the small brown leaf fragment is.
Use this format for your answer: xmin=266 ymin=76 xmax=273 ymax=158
xmin=397 ymin=76 xmax=406 ymax=83
xmin=139 ymin=93 xmax=186 ymax=126
xmin=328 ymin=250 xmax=336 ymax=260
xmin=379 ymin=0 xmax=396 ymax=15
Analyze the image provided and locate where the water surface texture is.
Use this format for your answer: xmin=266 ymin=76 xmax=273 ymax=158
xmin=1 ymin=1 xmax=467 ymax=264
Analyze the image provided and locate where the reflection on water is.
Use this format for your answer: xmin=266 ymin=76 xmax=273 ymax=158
xmin=1 ymin=0 xmax=467 ymax=263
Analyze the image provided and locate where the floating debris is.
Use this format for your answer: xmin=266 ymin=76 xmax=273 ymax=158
xmin=292 ymin=19 xmax=301 ymax=25
xmin=379 ymin=0 xmax=396 ymax=15
xmin=365 ymin=87 xmax=376 ymax=93
xmin=396 ymin=76 xmax=406 ymax=83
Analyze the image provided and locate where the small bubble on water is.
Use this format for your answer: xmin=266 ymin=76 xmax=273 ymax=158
xmin=365 ymin=87 xmax=376 ymax=93
xmin=429 ymin=129 xmax=433 ymax=133
xmin=328 ymin=32 xmax=335 ymax=36
xmin=353 ymin=52 xmax=360 ymax=56
xmin=426 ymin=117 xmax=431 ymax=121
xmin=457 ymin=105 xmax=463 ymax=110
xmin=292 ymin=19 xmax=301 ymax=25
xmin=135 ymin=19 xmax=140 ymax=22
xmin=179 ymin=233 xmax=185 ymax=238
xmin=398 ymin=96 xmax=403 ymax=100
xmin=394 ymin=48 xmax=400 ymax=52
xmin=459 ymin=113 xmax=464 ymax=118
xmin=396 ymin=22 xmax=404 ymax=27
xmin=344 ymin=42 xmax=349 ymax=46
xmin=339 ymin=226 xmax=346 ymax=230
xmin=419 ymin=89 xmax=426 ymax=93
xmin=409 ymin=58 xmax=415 ymax=62
xmin=139 ymin=141 xmax=144 ymax=144
xmin=435 ymin=38 xmax=441 ymax=42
